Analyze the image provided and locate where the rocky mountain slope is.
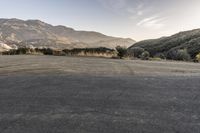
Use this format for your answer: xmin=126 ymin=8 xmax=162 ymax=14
xmin=0 ymin=18 xmax=135 ymax=51
xmin=129 ymin=29 xmax=200 ymax=58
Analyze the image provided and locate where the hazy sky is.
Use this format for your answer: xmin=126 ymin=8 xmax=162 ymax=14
xmin=1 ymin=0 xmax=200 ymax=41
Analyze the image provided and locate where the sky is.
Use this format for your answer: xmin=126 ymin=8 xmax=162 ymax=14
xmin=1 ymin=0 xmax=200 ymax=41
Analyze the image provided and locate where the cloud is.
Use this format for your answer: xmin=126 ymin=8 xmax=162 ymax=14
xmin=98 ymin=0 xmax=146 ymax=14
xmin=97 ymin=0 xmax=166 ymax=29
xmin=137 ymin=15 xmax=166 ymax=29
xmin=97 ymin=0 xmax=128 ymax=10
xmin=127 ymin=8 xmax=145 ymax=16
xmin=137 ymin=11 xmax=143 ymax=16
xmin=126 ymin=2 xmax=144 ymax=13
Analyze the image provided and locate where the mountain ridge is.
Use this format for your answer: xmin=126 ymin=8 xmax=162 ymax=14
xmin=129 ymin=28 xmax=200 ymax=58
xmin=0 ymin=18 xmax=135 ymax=51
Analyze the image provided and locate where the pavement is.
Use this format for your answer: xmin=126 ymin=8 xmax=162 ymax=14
xmin=0 ymin=55 xmax=200 ymax=133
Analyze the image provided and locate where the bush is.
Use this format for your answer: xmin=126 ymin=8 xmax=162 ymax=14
xmin=2 ymin=47 xmax=116 ymax=57
xmin=116 ymin=46 xmax=127 ymax=59
xmin=63 ymin=47 xmax=115 ymax=57
xmin=53 ymin=50 xmax=66 ymax=56
xmin=128 ymin=47 xmax=145 ymax=58
xmin=127 ymin=49 xmax=135 ymax=58
xmin=150 ymin=57 xmax=162 ymax=61
xmin=177 ymin=49 xmax=191 ymax=61
xmin=140 ymin=51 xmax=150 ymax=60
xmin=154 ymin=53 xmax=166 ymax=59
xmin=42 ymin=48 xmax=54 ymax=55
xmin=167 ymin=49 xmax=191 ymax=61
xmin=166 ymin=50 xmax=176 ymax=60
xmin=17 ymin=48 xmax=35 ymax=55
xmin=195 ymin=53 xmax=200 ymax=62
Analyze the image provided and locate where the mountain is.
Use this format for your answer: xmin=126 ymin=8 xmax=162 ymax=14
xmin=0 ymin=18 xmax=135 ymax=51
xmin=129 ymin=29 xmax=200 ymax=58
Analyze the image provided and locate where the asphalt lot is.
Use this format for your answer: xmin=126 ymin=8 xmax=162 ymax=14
xmin=0 ymin=55 xmax=200 ymax=133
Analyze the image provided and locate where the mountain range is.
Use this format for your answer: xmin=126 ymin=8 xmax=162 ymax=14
xmin=1 ymin=18 xmax=200 ymax=57
xmin=0 ymin=18 xmax=135 ymax=51
xmin=129 ymin=29 xmax=200 ymax=58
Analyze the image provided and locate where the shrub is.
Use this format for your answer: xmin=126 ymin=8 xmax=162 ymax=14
xmin=53 ymin=50 xmax=66 ymax=56
xmin=195 ymin=53 xmax=200 ymax=62
xmin=63 ymin=47 xmax=115 ymax=57
xmin=41 ymin=48 xmax=54 ymax=55
xmin=167 ymin=49 xmax=191 ymax=61
xmin=2 ymin=47 xmax=116 ymax=57
xmin=116 ymin=46 xmax=127 ymax=59
xmin=129 ymin=47 xmax=145 ymax=58
xmin=150 ymin=57 xmax=162 ymax=61
xmin=127 ymin=49 xmax=135 ymax=58
xmin=177 ymin=49 xmax=191 ymax=61
xmin=17 ymin=48 xmax=33 ymax=55
xmin=140 ymin=51 xmax=150 ymax=60
xmin=154 ymin=53 xmax=166 ymax=59
xmin=166 ymin=50 xmax=176 ymax=60
xmin=3 ymin=47 xmax=38 ymax=55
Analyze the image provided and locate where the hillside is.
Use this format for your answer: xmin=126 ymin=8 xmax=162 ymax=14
xmin=129 ymin=29 xmax=200 ymax=58
xmin=0 ymin=18 xmax=135 ymax=51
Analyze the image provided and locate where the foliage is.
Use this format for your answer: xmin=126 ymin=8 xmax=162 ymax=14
xmin=150 ymin=57 xmax=162 ymax=61
xmin=154 ymin=53 xmax=166 ymax=59
xmin=129 ymin=29 xmax=200 ymax=59
xmin=128 ymin=47 xmax=145 ymax=58
xmin=2 ymin=47 xmax=115 ymax=57
xmin=195 ymin=53 xmax=200 ymax=61
xmin=63 ymin=47 xmax=114 ymax=55
xmin=140 ymin=51 xmax=150 ymax=60
xmin=2 ymin=48 xmax=34 ymax=55
xmin=167 ymin=49 xmax=191 ymax=61
xmin=115 ymin=46 xmax=127 ymax=59
xmin=176 ymin=49 xmax=191 ymax=61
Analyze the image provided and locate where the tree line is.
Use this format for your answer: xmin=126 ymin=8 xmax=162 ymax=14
xmin=1 ymin=46 xmax=200 ymax=62
xmin=0 ymin=47 xmax=116 ymax=57
xmin=116 ymin=46 xmax=200 ymax=62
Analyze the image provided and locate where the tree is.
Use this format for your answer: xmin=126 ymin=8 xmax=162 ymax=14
xmin=167 ymin=49 xmax=191 ymax=61
xmin=176 ymin=49 xmax=191 ymax=61
xmin=116 ymin=46 xmax=127 ymax=59
xmin=128 ymin=47 xmax=145 ymax=58
xmin=140 ymin=51 xmax=150 ymax=60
